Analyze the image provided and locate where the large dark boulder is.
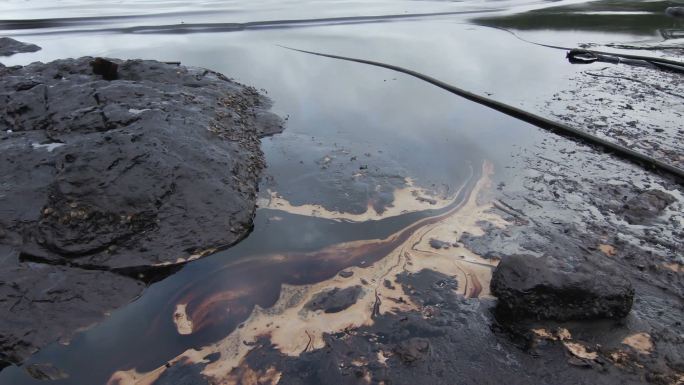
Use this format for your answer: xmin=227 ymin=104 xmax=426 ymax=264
xmin=491 ymin=254 xmax=634 ymax=321
xmin=666 ymin=7 xmax=684 ymax=18
xmin=0 ymin=57 xmax=282 ymax=366
xmin=1 ymin=57 xmax=282 ymax=270
xmin=0 ymin=37 xmax=41 ymax=57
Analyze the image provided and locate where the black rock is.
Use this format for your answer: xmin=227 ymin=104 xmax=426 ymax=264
xmin=0 ymin=57 xmax=282 ymax=366
xmin=666 ymin=7 xmax=684 ymax=18
xmin=338 ymin=270 xmax=354 ymax=278
xmin=1 ymin=57 xmax=282 ymax=271
xmin=90 ymin=57 xmax=119 ymax=80
xmin=490 ymin=254 xmax=634 ymax=321
xmin=304 ymin=286 xmax=364 ymax=313
xmin=0 ymin=259 xmax=144 ymax=367
xmin=0 ymin=37 xmax=41 ymax=57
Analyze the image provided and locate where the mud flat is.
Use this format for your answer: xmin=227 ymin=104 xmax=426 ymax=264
xmin=108 ymin=151 xmax=682 ymax=385
xmin=0 ymin=55 xmax=282 ymax=368
xmin=108 ymin=161 xmax=508 ymax=385
xmin=459 ymin=57 xmax=683 ymax=385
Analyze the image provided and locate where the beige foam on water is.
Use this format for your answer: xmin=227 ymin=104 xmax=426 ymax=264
xmin=258 ymin=177 xmax=453 ymax=222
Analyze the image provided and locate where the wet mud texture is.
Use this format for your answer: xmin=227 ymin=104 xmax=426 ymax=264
xmin=151 ymin=270 xmax=655 ymax=385
xmin=544 ymin=63 xmax=684 ymax=170
xmin=478 ymin=36 xmax=683 ymax=385
xmin=0 ymin=37 xmax=41 ymax=57
xmin=459 ymin=83 xmax=683 ymax=383
xmin=210 ymin=39 xmax=683 ymax=385
xmin=0 ymin=57 xmax=282 ymax=366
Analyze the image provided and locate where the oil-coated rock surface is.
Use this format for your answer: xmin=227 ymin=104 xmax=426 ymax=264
xmin=0 ymin=57 xmax=282 ymax=366
xmin=490 ymin=254 xmax=634 ymax=321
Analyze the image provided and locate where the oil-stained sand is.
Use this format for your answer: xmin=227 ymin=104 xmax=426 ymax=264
xmin=258 ymin=177 xmax=454 ymax=222
xmin=108 ymin=161 xmax=507 ymax=385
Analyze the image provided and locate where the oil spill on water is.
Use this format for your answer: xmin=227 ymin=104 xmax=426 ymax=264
xmin=0 ymin=160 xmax=505 ymax=385
xmin=4 ymin=1 xmax=679 ymax=384
xmin=108 ymin=161 xmax=506 ymax=385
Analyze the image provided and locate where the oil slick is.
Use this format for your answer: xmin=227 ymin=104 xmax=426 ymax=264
xmin=108 ymin=161 xmax=506 ymax=385
xmin=622 ymin=332 xmax=653 ymax=355
xmin=258 ymin=177 xmax=453 ymax=222
xmin=173 ymin=304 xmax=194 ymax=336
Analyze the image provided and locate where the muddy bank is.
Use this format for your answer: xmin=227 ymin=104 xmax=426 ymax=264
xmin=106 ymin=140 xmax=683 ymax=385
xmin=462 ymin=153 xmax=683 ymax=384
xmin=544 ymin=64 xmax=684 ymax=170
xmin=154 ymin=270 xmax=654 ymax=385
xmin=457 ymin=81 xmax=683 ymax=384
xmin=0 ymin=57 xmax=282 ymax=367
xmin=460 ymin=44 xmax=682 ymax=383
xmin=106 ymin=161 xmax=503 ymax=385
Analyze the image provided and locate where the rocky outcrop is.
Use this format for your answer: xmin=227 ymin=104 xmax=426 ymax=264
xmin=0 ymin=37 xmax=41 ymax=57
xmin=490 ymin=254 xmax=634 ymax=321
xmin=0 ymin=57 xmax=282 ymax=366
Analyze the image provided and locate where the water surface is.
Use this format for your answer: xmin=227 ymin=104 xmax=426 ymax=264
xmin=0 ymin=0 xmax=681 ymax=384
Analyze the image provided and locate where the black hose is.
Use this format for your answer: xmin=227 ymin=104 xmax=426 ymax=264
xmin=280 ymin=46 xmax=684 ymax=184
xmin=567 ymin=49 xmax=684 ymax=73
xmin=478 ymin=25 xmax=684 ymax=73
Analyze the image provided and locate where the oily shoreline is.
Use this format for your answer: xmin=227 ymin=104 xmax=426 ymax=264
xmin=1 ymin=1 xmax=682 ymax=382
xmin=0 ymin=51 xmax=283 ymax=370
xmin=108 ymin=160 xmax=502 ymax=385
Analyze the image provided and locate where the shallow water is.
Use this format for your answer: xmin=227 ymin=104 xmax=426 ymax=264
xmin=0 ymin=0 xmax=682 ymax=384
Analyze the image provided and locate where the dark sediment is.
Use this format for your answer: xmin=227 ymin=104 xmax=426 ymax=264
xmin=0 ymin=57 xmax=282 ymax=366
xmin=0 ymin=37 xmax=41 ymax=57
xmin=457 ymin=123 xmax=683 ymax=383
xmin=158 ymin=270 xmax=657 ymax=385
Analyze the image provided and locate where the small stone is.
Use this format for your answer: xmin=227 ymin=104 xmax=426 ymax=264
xmin=338 ymin=271 xmax=354 ymax=278
xmin=429 ymin=238 xmax=450 ymax=249
xmin=620 ymin=190 xmax=675 ymax=224
xmin=304 ymin=286 xmax=364 ymax=313
xmin=0 ymin=37 xmax=41 ymax=57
